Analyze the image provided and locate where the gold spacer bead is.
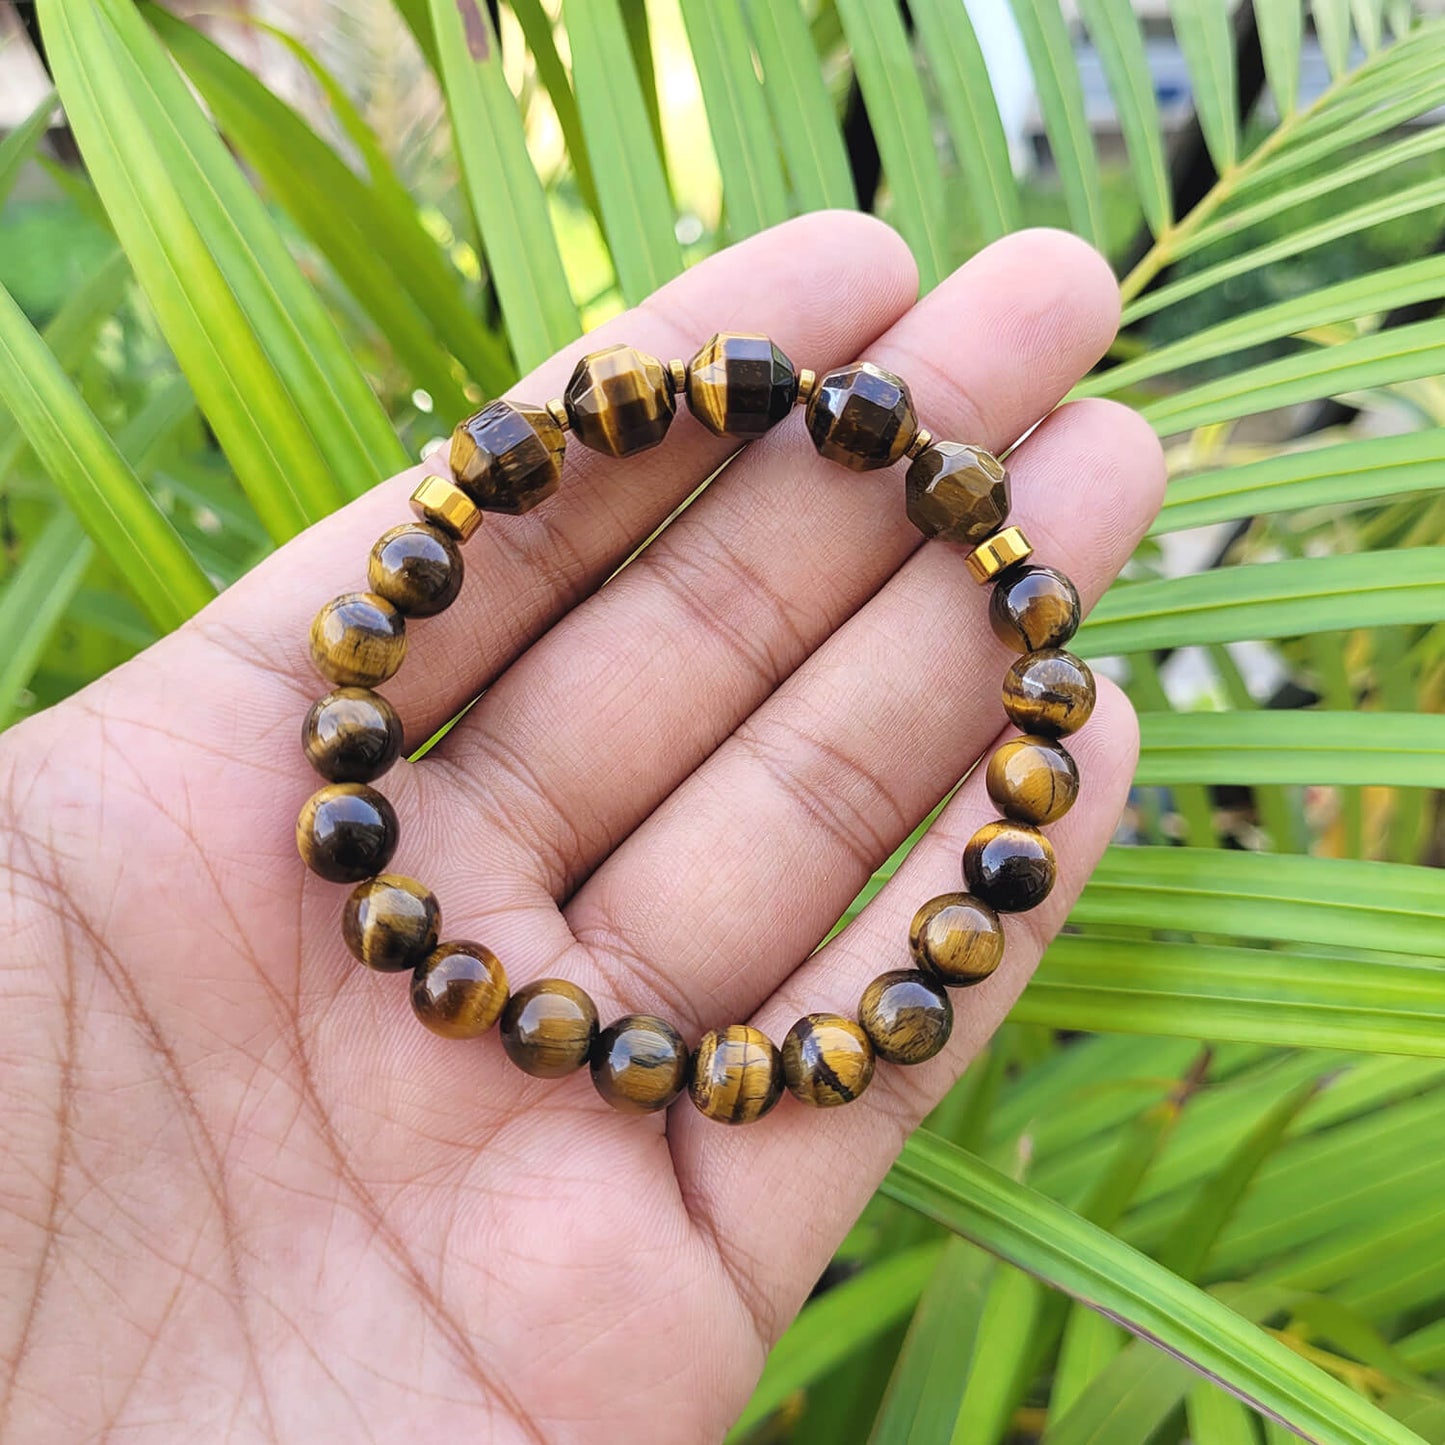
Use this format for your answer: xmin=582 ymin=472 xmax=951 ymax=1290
xmin=545 ymin=397 xmax=570 ymax=431
xmin=905 ymin=427 xmax=933 ymax=460
xmin=410 ymin=474 xmax=482 ymax=543
xmin=965 ymin=525 xmax=1033 ymax=584
xmin=796 ymin=368 xmax=817 ymax=407
xmin=667 ymin=358 xmax=687 ymax=394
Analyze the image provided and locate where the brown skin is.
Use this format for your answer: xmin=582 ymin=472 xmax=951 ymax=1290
xmin=0 ymin=216 xmax=1163 ymax=1443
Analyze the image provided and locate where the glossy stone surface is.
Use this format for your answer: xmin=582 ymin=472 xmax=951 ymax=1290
xmin=296 ymin=782 xmax=398 ymax=883
xmin=368 ymin=522 xmax=463 ymax=617
xmin=990 ymin=565 xmax=1081 ymax=653
xmin=309 ymin=592 xmax=406 ymax=688
xmin=805 ymin=362 xmax=917 ymax=471
xmin=986 ymin=736 xmax=1079 ymax=826
xmin=590 ymin=1014 xmax=689 ymax=1114
xmin=782 ymin=1012 xmax=875 ymax=1107
xmin=500 ymin=979 xmax=599 ymax=1077
xmin=858 ymin=970 xmax=953 ymax=1065
xmin=689 ymin=1024 xmax=785 ymax=1125
xmin=564 ymin=344 xmax=676 ymax=457
xmin=963 ymin=820 xmax=1057 ymax=913
xmin=411 ymin=941 xmax=510 ymax=1039
xmin=343 ymin=874 xmax=440 ymax=972
xmin=685 ymin=332 xmax=798 ymax=438
xmin=302 ymin=687 xmax=403 ymax=784
xmin=1002 ymin=649 xmax=1096 ymax=738
xmin=905 ymin=442 xmax=1010 ymax=545
xmin=450 ymin=400 xmax=566 ymax=514
xmin=908 ymin=892 xmax=1004 ymax=987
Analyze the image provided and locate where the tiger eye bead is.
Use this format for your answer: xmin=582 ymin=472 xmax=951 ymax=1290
xmin=450 ymin=400 xmax=566 ymax=515
xmin=564 ymin=344 xmax=676 ymax=457
xmin=685 ymin=332 xmax=798 ymax=439
xmin=500 ymin=979 xmax=599 ymax=1077
xmin=411 ymin=941 xmax=510 ymax=1039
xmin=990 ymin=566 xmax=1081 ymax=653
xmin=296 ymin=782 xmax=399 ymax=883
xmin=782 ymin=1013 xmax=875 ymax=1107
xmin=986 ymin=736 xmax=1079 ymax=826
xmin=905 ymin=442 xmax=1010 ymax=545
xmin=302 ymin=687 xmax=403 ymax=784
xmin=805 ymin=362 xmax=917 ymax=471
xmin=1002 ymin=649 xmax=1096 ymax=738
xmin=309 ymin=592 xmax=406 ymax=688
xmin=963 ymin=820 xmax=1057 ymax=913
xmin=590 ymin=1014 xmax=689 ymax=1114
xmin=343 ymin=874 xmax=440 ymax=972
xmin=689 ymin=1024 xmax=785 ymax=1125
xmin=908 ymin=893 xmax=1005 ymax=987
xmin=367 ymin=522 xmax=463 ymax=617
xmin=858 ymin=970 xmax=953 ymax=1065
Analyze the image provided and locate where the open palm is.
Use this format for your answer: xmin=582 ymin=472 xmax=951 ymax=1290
xmin=0 ymin=216 xmax=1162 ymax=1443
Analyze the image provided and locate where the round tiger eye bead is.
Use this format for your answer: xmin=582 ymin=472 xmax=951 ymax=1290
xmin=309 ymin=592 xmax=406 ymax=688
xmin=296 ymin=782 xmax=399 ymax=883
xmin=685 ymin=332 xmax=798 ymax=438
xmin=450 ymin=400 xmax=566 ymax=514
xmin=343 ymin=874 xmax=440 ymax=972
xmin=858 ymin=970 xmax=953 ymax=1065
xmin=986 ymin=736 xmax=1079 ymax=825
xmin=302 ymin=687 xmax=403 ymax=784
xmin=990 ymin=565 xmax=1081 ymax=653
xmin=411 ymin=941 xmax=509 ymax=1039
xmin=782 ymin=1012 xmax=875 ymax=1107
xmin=564 ymin=344 xmax=676 ymax=457
xmin=908 ymin=893 xmax=1004 ymax=987
xmin=963 ymin=820 xmax=1057 ymax=913
xmin=689 ymin=1024 xmax=785 ymax=1125
xmin=367 ymin=522 xmax=463 ymax=617
xmin=805 ymin=362 xmax=917 ymax=471
xmin=500 ymin=979 xmax=599 ymax=1077
xmin=590 ymin=1014 xmax=689 ymax=1114
xmin=1002 ymin=649 xmax=1096 ymax=738
xmin=905 ymin=443 xmax=1010 ymax=545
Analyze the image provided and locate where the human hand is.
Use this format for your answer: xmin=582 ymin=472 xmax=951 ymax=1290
xmin=0 ymin=214 xmax=1162 ymax=1443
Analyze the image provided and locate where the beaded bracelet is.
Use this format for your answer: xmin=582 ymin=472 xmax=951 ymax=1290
xmin=296 ymin=336 xmax=1094 ymax=1124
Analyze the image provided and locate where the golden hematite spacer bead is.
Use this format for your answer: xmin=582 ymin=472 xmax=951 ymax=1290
xmin=965 ymin=524 xmax=1033 ymax=584
xmin=410 ymin=474 xmax=482 ymax=542
xmin=545 ymin=398 xmax=570 ymax=431
xmin=667 ymin=358 xmax=688 ymax=394
xmin=904 ymin=427 xmax=933 ymax=460
xmin=795 ymin=368 xmax=817 ymax=407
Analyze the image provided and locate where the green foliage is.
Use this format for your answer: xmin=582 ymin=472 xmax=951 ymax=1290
xmin=0 ymin=1 xmax=1441 ymax=1439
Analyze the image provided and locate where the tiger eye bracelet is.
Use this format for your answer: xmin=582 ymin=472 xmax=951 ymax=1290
xmin=297 ymin=336 xmax=1094 ymax=1125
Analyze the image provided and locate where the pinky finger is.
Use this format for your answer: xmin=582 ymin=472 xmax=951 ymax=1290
xmin=667 ymin=679 xmax=1140 ymax=1344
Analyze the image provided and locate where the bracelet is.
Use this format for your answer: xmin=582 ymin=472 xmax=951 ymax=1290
xmin=296 ymin=336 xmax=1094 ymax=1124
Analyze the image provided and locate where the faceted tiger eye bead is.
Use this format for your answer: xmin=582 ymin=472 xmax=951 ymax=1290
xmin=986 ymin=736 xmax=1079 ymax=826
xmin=302 ymin=687 xmax=403 ymax=784
xmin=367 ymin=522 xmax=463 ymax=617
xmin=963 ymin=820 xmax=1057 ymax=913
xmin=296 ymin=782 xmax=399 ymax=883
xmin=590 ymin=1014 xmax=689 ymax=1114
xmin=411 ymin=941 xmax=510 ymax=1039
xmin=450 ymin=400 xmax=566 ymax=514
xmin=689 ymin=1024 xmax=785 ymax=1125
xmin=782 ymin=1013 xmax=875 ymax=1108
xmin=564 ymin=344 xmax=676 ymax=457
xmin=1002 ymin=649 xmax=1096 ymax=738
xmin=500 ymin=979 xmax=599 ymax=1077
xmin=343 ymin=874 xmax=440 ymax=972
xmin=685 ymin=332 xmax=798 ymax=439
xmin=805 ymin=362 xmax=917 ymax=471
xmin=990 ymin=565 xmax=1081 ymax=653
xmin=858 ymin=970 xmax=953 ymax=1065
xmin=908 ymin=893 xmax=1004 ymax=987
xmin=905 ymin=442 xmax=1010 ymax=545
xmin=309 ymin=592 xmax=406 ymax=688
